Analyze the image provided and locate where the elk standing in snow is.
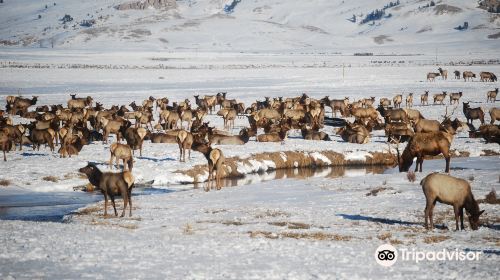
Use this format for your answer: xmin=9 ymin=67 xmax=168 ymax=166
xmin=421 ymin=173 xmax=484 ymax=230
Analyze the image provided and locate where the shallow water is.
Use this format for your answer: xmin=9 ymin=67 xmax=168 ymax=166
xmin=0 ymin=156 xmax=498 ymax=222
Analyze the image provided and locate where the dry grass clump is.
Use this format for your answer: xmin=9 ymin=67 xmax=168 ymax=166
xmin=377 ymin=232 xmax=392 ymax=241
xmin=366 ymin=187 xmax=392 ymax=196
xmin=255 ymin=210 xmax=291 ymax=219
xmin=407 ymin=171 xmax=416 ymax=183
xmin=183 ymin=223 xmax=194 ymax=235
xmin=423 ymin=235 xmax=450 ymax=244
xmin=42 ymin=175 xmax=59 ymax=182
xmin=248 ymin=231 xmax=352 ymax=241
xmin=268 ymin=221 xmax=311 ymax=229
xmin=478 ymin=189 xmax=500 ymax=204
xmin=0 ymin=179 xmax=11 ymax=186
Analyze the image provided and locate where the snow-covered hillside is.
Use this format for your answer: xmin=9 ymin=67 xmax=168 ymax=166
xmin=0 ymin=0 xmax=499 ymax=53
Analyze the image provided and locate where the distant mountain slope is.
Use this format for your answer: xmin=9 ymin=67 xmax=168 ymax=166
xmin=0 ymin=0 xmax=498 ymax=53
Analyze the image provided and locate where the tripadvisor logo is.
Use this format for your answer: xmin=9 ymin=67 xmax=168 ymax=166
xmin=375 ymin=244 xmax=398 ymax=267
xmin=375 ymin=244 xmax=482 ymax=267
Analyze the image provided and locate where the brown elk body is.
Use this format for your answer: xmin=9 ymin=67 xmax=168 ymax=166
xmin=420 ymin=91 xmax=429 ymax=105
xmin=463 ymin=71 xmax=476 ymax=81
xmin=176 ymin=130 xmax=193 ymax=162
xmin=421 ymin=173 xmax=483 ymax=230
xmin=433 ymin=92 xmax=447 ymax=105
xmin=393 ymin=94 xmax=403 ymax=108
xmin=79 ymin=163 xmax=134 ymax=217
xmin=462 ymin=102 xmax=484 ymax=126
xmin=449 ymin=92 xmax=462 ymax=105
xmin=191 ymin=141 xmax=225 ymax=191
xmin=480 ymin=71 xmax=497 ymax=82
xmin=109 ymin=143 xmax=133 ymax=171
xmin=427 ymin=72 xmax=440 ymax=82
xmin=490 ymin=108 xmax=500 ymax=124
xmin=395 ymin=131 xmax=452 ymax=173
xmin=209 ymin=128 xmax=249 ymax=145
xmin=487 ymin=88 xmax=498 ymax=103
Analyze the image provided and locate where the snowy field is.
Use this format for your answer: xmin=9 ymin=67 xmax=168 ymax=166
xmin=1 ymin=157 xmax=499 ymax=279
xmin=0 ymin=49 xmax=499 ymax=279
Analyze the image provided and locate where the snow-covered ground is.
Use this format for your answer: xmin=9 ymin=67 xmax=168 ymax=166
xmin=1 ymin=0 xmax=499 ymax=277
xmin=1 ymin=157 xmax=499 ymax=279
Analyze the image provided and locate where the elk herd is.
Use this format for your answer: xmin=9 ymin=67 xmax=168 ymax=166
xmin=0 ymin=78 xmax=497 ymax=225
xmin=428 ymin=67 xmax=497 ymax=82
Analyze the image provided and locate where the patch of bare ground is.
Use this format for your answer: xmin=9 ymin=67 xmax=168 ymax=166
xmin=0 ymin=179 xmax=11 ymax=186
xmin=423 ymin=235 xmax=450 ymax=244
xmin=366 ymin=187 xmax=393 ymax=196
xmin=301 ymin=25 xmax=329 ymax=34
xmin=488 ymin=32 xmax=500 ymax=39
xmin=249 ymin=231 xmax=352 ymax=241
xmin=416 ymin=26 xmax=432 ymax=33
xmin=373 ymin=35 xmax=394 ymax=45
xmin=42 ymin=176 xmax=59 ymax=182
xmin=434 ymin=4 xmax=462 ymax=15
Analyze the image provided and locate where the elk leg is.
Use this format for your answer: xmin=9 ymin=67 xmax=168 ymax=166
xmin=453 ymin=205 xmax=460 ymax=231
xmin=121 ymin=188 xmax=128 ymax=218
xmin=103 ymin=193 xmax=109 ymax=217
xmin=109 ymin=155 xmax=114 ymax=169
xmin=419 ymin=158 xmax=423 ymax=172
xmin=428 ymin=200 xmax=436 ymax=230
xmin=444 ymin=156 xmax=450 ymax=173
xmin=110 ymin=195 xmax=118 ymax=216
xmin=459 ymin=207 xmax=465 ymax=230
xmin=3 ymin=150 xmax=6 ymax=161
xmin=128 ymin=188 xmax=133 ymax=217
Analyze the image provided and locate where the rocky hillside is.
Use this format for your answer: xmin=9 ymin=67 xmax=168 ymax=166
xmin=0 ymin=0 xmax=498 ymax=53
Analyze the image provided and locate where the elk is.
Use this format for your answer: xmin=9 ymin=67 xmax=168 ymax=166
xmin=300 ymin=122 xmax=330 ymax=141
xmin=480 ymin=71 xmax=497 ymax=82
xmin=384 ymin=122 xmax=414 ymax=143
xmin=58 ymin=132 xmax=85 ymax=158
xmin=470 ymin=124 xmax=500 ymax=144
xmin=363 ymin=97 xmax=376 ymax=108
xmin=155 ymin=97 xmax=169 ymax=111
xmin=379 ymin=98 xmax=392 ymax=108
xmin=209 ymin=128 xmax=249 ymax=145
xmin=176 ymin=130 xmax=193 ymax=162
xmin=393 ymin=94 xmax=403 ymax=108
xmin=204 ymin=95 xmax=217 ymax=113
xmin=449 ymin=92 xmax=462 ymax=105
xmin=405 ymin=93 xmax=413 ymax=108
xmin=350 ymin=106 xmax=380 ymax=122
xmin=68 ymin=95 xmax=92 ymax=110
xmin=427 ymin=72 xmax=440 ymax=82
xmin=11 ymin=96 xmax=38 ymax=115
xmin=320 ymin=96 xmax=349 ymax=117
xmin=191 ymin=139 xmax=225 ymax=191
xmin=79 ymin=163 xmax=134 ymax=217
xmin=0 ymin=128 xmax=10 ymax=161
xmin=421 ymin=173 xmax=484 ymax=230
xmin=252 ymin=108 xmax=281 ymax=123
xmin=377 ymin=106 xmax=408 ymax=123
xmin=487 ymin=88 xmax=498 ymax=103
xmin=102 ymin=118 xmax=130 ymax=144
xmin=420 ymin=91 xmax=429 ymax=106
xmin=462 ymin=102 xmax=484 ymax=126
xmin=403 ymin=108 xmax=424 ymax=124
xmin=337 ymin=122 xmax=369 ymax=144
xmin=454 ymin=70 xmax=460 ymax=79
xmin=109 ymin=143 xmax=133 ymax=171
xmin=463 ymin=71 xmax=476 ymax=82
xmin=150 ymin=132 xmax=177 ymax=143
xmin=433 ymin=92 xmax=447 ymax=105
xmin=217 ymin=108 xmax=237 ymax=130
xmin=490 ymin=108 xmax=500 ymax=124
xmin=438 ymin=67 xmax=448 ymax=80
xmin=178 ymin=107 xmax=193 ymax=130
xmin=27 ymin=124 xmax=55 ymax=151
xmin=393 ymin=131 xmax=452 ymax=173
xmin=121 ymin=126 xmax=147 ymax=156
